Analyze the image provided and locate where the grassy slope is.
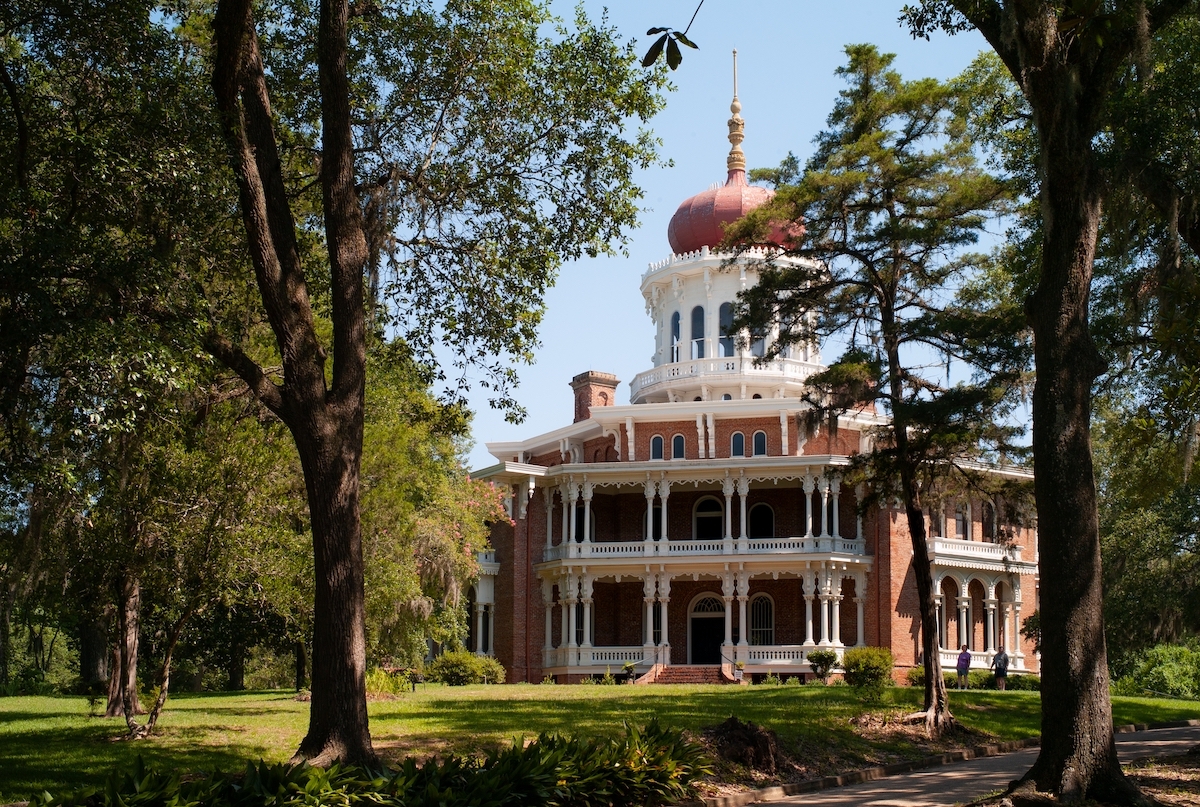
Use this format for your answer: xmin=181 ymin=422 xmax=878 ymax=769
xmin=1 ymin=686 xmax=1197 ymax=802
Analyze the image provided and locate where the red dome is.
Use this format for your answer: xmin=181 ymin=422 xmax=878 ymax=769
xmin=667 ymin=169 xmax=775 ymax=254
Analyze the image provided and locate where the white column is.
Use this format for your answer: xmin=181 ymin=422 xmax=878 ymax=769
xmin=832 ymin=591 xmax=843 ymax=647
xmin=736 ymin=572 xmax=749 ymax=657
xmin=1012 ymin=604 xmax=1022 ymax=663
xmin=934 ymin=594 xmax=944 ymax=649
xmin=658 ymin=576 xmax=671 ymax=652
xmin=803 ymin=573 xmax=815 ymax=645
xmin=696 ymin=414 xmax=706 ymax=459
xmin=643 ymin=479 xmax=657 ymax=543
xmin=855 ymin=597 xmax=865 ymax=647
xmin=643 ymin=575 xmax=657 ymax=648
xmin=486 ymin=606 xmax=494 ymax=656
xmin=581 ymin=575 xmax=594 ymax=649
xmin=830 ymin=477 xmax=841 ymax=538
xmin=559 ymin=483 xmax=569 ymax=547
xmin=567 ymin=480 xmax=579 ymax=544
xmin=542 ymin=580 xmax=554 ymax=655
xmin=565 ymin=575 xmax=579 ymax=658
xmin=544 ymin=488 xmax=555 ymax=553
xmin=779 ymin=410 xmax=789 ymax=455
xmin=474 ymin=603 xmax=485 ymax=656
xmin=958 ymin=597 xmax=970 ymax=649
xmin=819 ymin=476 xmax=830 ymax=538
xmin=985 ymin=600 xmax=997 ymax=652
xmin=803 ymin=475 xmax=815 ymax=538
xmin=722 ymin=476 xmax=735 ymax=549
xmin=659 ymin=479 xmax=671 ymax=541
xmin=581 ymin=481 xmax=593 ymax=546
xmin=855 ymin=483 xmax=865 ymax=541
xmin=707 ymin=412 xmax=716 ymax=458
xmin=722 ymin=573 xmax=735 ymax=649
xmin=737 ymin=476 xmax=750 ymax=545
xmin=1002 ymin=604 xmax=1012 ymax=653
xmin=818 ymin=570 xmax=830 ymax=645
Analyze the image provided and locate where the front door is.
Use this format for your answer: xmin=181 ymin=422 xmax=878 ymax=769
xmin=690 ymin=616 xmax=723 ymax=664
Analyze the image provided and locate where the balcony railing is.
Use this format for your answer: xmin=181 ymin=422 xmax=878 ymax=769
xmin=543 ymin=644 xmax=851 ymax=669
xmin=928 ymin=538 xmax=1023 ymax=563
xmin=938 ymin=648 xmax=1027 ymax=672
xmin=541 ymin=536 xmax=867 ymax=562
xmin=630 ymin=356 xmax=822 ymax=399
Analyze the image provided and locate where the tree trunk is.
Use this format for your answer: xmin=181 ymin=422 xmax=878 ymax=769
xmin=105 ymin=644 xmax=121 ymax=717
xmin=78 ymin=619 xmax=109 ymax=694
xmin=142 ymin=607 xmax=194 ymax=737
xmin=1019 ymin=83 xmax=1145 ymax=806
xmin=0 ymin=587 xmax=10 ymax=690
xmin=294 ymin=640 xmax=307 ymax=691
xmin=107 ymin=573 xmax=144 ymax=721
xmin=227 ymin=643 xmax=245 ymax=691
xmin=290 ymin=418 xmax=373 ymax=765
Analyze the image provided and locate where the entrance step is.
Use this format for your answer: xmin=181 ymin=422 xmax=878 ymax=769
xmin=650 ymin=665 xmax=729 ymax=685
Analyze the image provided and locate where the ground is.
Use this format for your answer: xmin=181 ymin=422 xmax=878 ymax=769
xmin=0 ymin=686 xmax=1197 ymax=804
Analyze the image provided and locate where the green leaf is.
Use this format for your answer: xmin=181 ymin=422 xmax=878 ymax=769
xmin=642 ymin=33 xmax=668 ymax=67
xmin=672 ymin=31 xmax=698 ymax=49
xmin=646 ymin=26 xmax=668 ymax=35
xmin=666 ymin=36 xmax=682 ymax=70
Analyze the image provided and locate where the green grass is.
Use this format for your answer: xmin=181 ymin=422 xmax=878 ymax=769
xmin=1 ymin=686 xmax=1197 ymax=803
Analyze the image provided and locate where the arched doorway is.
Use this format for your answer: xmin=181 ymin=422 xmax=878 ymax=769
xmin=688 ymin=595 xmax=725 ymax=664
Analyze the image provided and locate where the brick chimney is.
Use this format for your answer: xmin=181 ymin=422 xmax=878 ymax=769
xmin=570 ymin=371 xmax=619 ymax=423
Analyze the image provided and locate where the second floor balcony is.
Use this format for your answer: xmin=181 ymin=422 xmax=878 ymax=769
xmin=542 ymin=534 xmax=867 ymax=562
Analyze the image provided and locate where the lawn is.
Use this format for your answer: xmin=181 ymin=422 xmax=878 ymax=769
xmin=1 ymin=685 xmax=1197 ymax=802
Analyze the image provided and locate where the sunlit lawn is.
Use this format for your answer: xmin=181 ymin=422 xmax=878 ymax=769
xmin=1 ymin=685 xmax=1197 ymax=802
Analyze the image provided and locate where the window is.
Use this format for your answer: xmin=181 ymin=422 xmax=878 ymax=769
xmin=750 ymin=595 xmax=774 ymax=645
xmin=670 ymin=311 xmax=681 ymax=362
xmin=671 ymin=434 xmax=685 ymax=459
xmin=752 ymin=430 xmax=767 ymax=456
xmin=955 ymin=504 xmax=970 ymax=540
xmin=752 ymin=393 xmax=762 ymax=399
xmin=650 ymin=435 xmax=664 ymax=460
xmin=928 ymin=508 xmax=942 ymax=537
xmin=722 ymin=393 xmax=732 ymax=400
xmin=811 ymin=490 xmax=823 ymax=535
xmin=693 ymin=596 xmax=724 ymax=614
xmin=750 ymin=329 xmax=766 ymax=358
xmin=731 ymin=432 xmax=745 ymax=457
xmin=653 ymin=602 xmax=662 ymax=644
xmin=719 ymin=302 xmax=735 ymax=357
xmin=694 ymin=497 xmax=723 ymax=540
xmin=749 ymin=503 xmax=774 ymax=538
xmin=691 ymin=305 xmax=705 ymax=359
xmin=982 ymin=501 xmax=996 ymax=542
xmin=575 ymin=601 xmax=584 ymax=646
xmin=645 ymin=504 xmax=663 ymax=539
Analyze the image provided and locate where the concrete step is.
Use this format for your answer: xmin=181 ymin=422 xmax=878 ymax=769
xmin=651 ymin=665 xmax=728 ymax=684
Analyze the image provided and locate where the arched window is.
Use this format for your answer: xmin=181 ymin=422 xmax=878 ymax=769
xmin=670 ymin=311 xmax=681 ymax=362
xmin=928 ymin=508 xmax=942 ymax=537
xmin=752 ymin=393 xmax=762 ymax=399
xmin=693 ymin=497 xmax=723 ymax=540
xmin=731 ymin=432 xmax=745 ymax=457
xmin=752 ymin=430 xmax=767 ymax=456
xmin=650 ymin=435 xmax=664 ymax=460
xmin=671 ymin=434 xmax=686 ymax=459
xmin=750 ymin=328 xmax=766 ymax=358
xmin=982 ymin=501 xmax=996 ymax=542
xmin=645 ymin=504 xmax=663 ymax=539
xmin=750 ymin=594 xmax=774 ymax=645
xmin=691 ymin=305 xmax=705 ymax=359
xmin=811 ymin=489 xmax=823 ymax=535
xmin=719 ymin=302 xmax=735 ymax=357
xmin=955 ymin=503 xmax=970 ymax=540
xmin=722 ymin=393 xmax=732 ymax=400
xmin=692 ymin=596 xmax=724 ymax=614
xmin=749 ymin=503 xmax=774 ymax=538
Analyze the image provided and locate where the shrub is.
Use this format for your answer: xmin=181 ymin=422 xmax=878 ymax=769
xmin=29 ymin=721 xmax=713 ymax=807
xmin=427 ymin=651 xmax=506 ymax=686
xmin=1114 ymin=644 xmax=1200 ymax=698
xmin=807 ymin=649 xmax=839 ymax=684
xmin=842 ymin=647 xmax=893 ymax=700
xmin=366 ymin=667 xmax=407 ymax=696
xmin=1007 ymin=674 xmax=1040 ymax=691
xmin=760 ymin=671 xmax=782 ymax=686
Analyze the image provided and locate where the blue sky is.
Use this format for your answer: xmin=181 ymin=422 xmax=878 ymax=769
xmin=462 ymin=1 xmax=992 ymax=470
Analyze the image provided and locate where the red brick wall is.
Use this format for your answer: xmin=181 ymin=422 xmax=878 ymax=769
xmin=712 ymin=416 xmax=783 ymax=457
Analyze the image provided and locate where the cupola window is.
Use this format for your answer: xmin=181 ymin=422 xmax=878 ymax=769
xmin=670 ymin=311 xmax=681 ymax=362
xmin=691 ymin=305 xmax=705 ymax=359
xmin=719 ymin=303 xmax=735 ymax=357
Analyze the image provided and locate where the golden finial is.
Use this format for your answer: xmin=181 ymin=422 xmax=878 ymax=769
xmin=727 ymin=49 xmax=746 ymax=173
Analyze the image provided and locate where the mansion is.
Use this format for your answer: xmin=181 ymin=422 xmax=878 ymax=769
xmin=469 ymin=76 xmax=1039 ymax=684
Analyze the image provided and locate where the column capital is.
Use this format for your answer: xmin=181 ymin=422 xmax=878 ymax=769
xmin=737 ymin=475 xmax=750 ymax=496
xmin=659 ymin=477 xmax=672 ymax=498
xmin=723 ymin=475 xmax=735 ymax=498
xmin=581 ymin=480 xmax=594 ymax=501
xmin=803 ymin=474 xmax=815 ymax=494
xmin=643 ymin=478 xmax=658 ymax=499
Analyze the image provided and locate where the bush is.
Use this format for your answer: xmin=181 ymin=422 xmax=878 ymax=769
xmin=842 ymin=647 xmax=893 ymax=700
xmin=29 ymin=721 xmax=713 ymax=807
xmin=1113 ymin=644 xmax=1200 ymax=698
xmin=1006 ymin=674 xmax=1040 ymax=691
xmin=760 ymin=671 xmax=782 ymax=686
xmin=807 ymin=649 xmax=839 ymax=684
xmin=366 ymin=667 xmax=407 ymax=696
xmin=427 ymin=651 xmax=506 ymax=686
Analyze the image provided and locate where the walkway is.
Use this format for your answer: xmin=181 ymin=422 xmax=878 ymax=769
xmin=751 ymin=725 xmax=1200 ymax=807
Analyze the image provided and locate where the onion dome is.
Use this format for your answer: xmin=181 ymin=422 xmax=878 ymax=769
xmin=667 ymin=50 xmax=781 ymax=255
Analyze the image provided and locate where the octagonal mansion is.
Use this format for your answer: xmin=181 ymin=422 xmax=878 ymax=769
xmin=470 ymin=78 xmax=1038 ymax=685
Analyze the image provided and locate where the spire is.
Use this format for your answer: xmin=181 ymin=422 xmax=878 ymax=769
xmin=726 ymin=49 xmax=746 ymax=180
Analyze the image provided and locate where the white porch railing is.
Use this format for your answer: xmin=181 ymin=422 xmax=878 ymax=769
xmin=630 ymin=356 xmax=822 ymax=400
xmin=929 ymin=538 xmax=1023 ymax=563
xmin=938 ymin=648 xmax=1027 ymax=671
xmin=542 ymin=536 xmax=867 ymax=562
xmin=543 ymin=646 xmax=653 ymax=669
xmin=743 ymin=645 xmax=846 ymax=667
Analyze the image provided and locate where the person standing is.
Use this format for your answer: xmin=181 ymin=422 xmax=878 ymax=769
xmin=956 ymin=644 xmax=972 ymax=689
xmin=990 ymin=647 xmax=1010 ymax=691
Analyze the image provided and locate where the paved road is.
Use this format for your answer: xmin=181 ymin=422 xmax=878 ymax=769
xmin=759 ymin=725 xmax=1200 ymax=807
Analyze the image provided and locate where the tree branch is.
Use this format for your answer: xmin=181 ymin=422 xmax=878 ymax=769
xmin=203 ymin=330 xmax=285 ymax=416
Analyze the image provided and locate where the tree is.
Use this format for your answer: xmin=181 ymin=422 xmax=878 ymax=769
xmin=201 ymin=0 xmax=664 ymax=764
xmin=902 ymin=1 xmax=1195 ymax=802
xmin=728 ymin=44 xmax=1025 ymax=736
